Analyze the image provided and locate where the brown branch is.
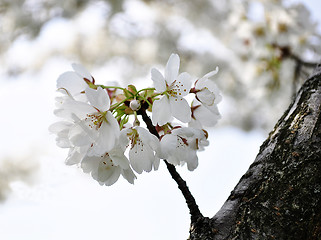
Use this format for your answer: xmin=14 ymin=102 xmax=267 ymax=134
xmin=189 ymin=63 xmax=321 ymax=240
xmin=289 ymin=53 xmax=319 ymax=68
xmin=137 ymin=107 xmax=203 ymax=223
xmin=275 ymin=44 xmax=319 ymax=97
xmin=273 ymin=44 xmax=319 ymax=68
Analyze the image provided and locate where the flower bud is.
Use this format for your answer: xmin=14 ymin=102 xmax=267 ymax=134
xmin=129 ymin=99 xmax=141 ymax=111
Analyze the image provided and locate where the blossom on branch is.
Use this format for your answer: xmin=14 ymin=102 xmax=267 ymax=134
xmin=190 ymin=67 xmax=222 ymax=128
xmin=65 ymin=87 xmax=120 ymax=156
xmin=56 ymin=63 xmax=93 ymax=101
xmin=159 ymin=127 xmax=209 ymax=171
xmin=194 ymin=67 xmax=222 ymax=108
xmin=190 ymin=99 xmax=221 ymax=128
xmin=81 ymin=146 xmax=136 ymax=186
xmin=151 ymin=53 xmax=192 ymax=126
xmin=50 ymin=53 xmax=222 ymax=186
xmin=120 ymin=126 xmax=160 ymax=174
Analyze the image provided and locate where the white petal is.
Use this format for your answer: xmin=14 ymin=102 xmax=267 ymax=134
xmin=175 ymin=72 xmax=192 ymax=97
xmin=196 ymin=88 xmax=215 ymax=106
xmin=119 ymin=128 xmax=131 ymax=151
xmin=193 ymin=103 xmax=221 ymax=127
xmin=109 ymin=146 xmax=130 ymax=169
xmin=93 ymin=121 xmax=117 ymax=154
xmin=49 ymin=121 xmax=72 ymax=134
xmin=63 ymin=100 xmax=95 ymax=119
xmin=129 ymin=143 xmax=154 ymax=174
xmin=136 ymin=127 xmax=159 ymax=151
xmin=204 ymin=103 xmax=221 ymax=118
xmin=71 ymin=114 xmax=98 ymax=139
xmin=169 ymin=97 xmax=191 ymax=123
xmin=195 ymin=77 xmax=204 ymax=89
xmin=202 ymin=67 xmax=219 ymax=79
xmin=198 ymin=138 xmax=209 ymax=151
xmin=98 ymin=163 xmax=121 ymax=186
xmin=57 ymin=71 xmax=88 ymax=95
xmin=165 ymin=53 xmax=180 ymax=84
xmin=206 ymin=82 xmax=222 ymax=104
xmin=106 ymin=111 xmax=120 ymax=139
xmin=65 ymin=147 xmax=85 ymax=165
xmin=121 ymin=168 xmax=137 ymax=184
xmin=72 ymin=63 xmax=93 ymax=81
xmin=55 ymin=126 xmax=72 ymax=148
xmin=152 ymin=97 xmax=172 ymax=126
xmin=68 ymin=122 xmax=92 ymax=146
xmin=196 ymin=78 xmax=222 ymax=105
xmin=128 ymin=146 xmax=143 ymax=174
xmin=166 ymin=154 xmax=180 ymax=166
xmin=56 ymin=137 xmax=71 ymax=148
xmin=159 ymin=134 xmax=177 ymax=160
xmin=153 ymin=157 xmax=160 ymax=171
xmin=186 ymin=151 xmax=198 ymax=171
xmin=85 ymin=87 xmax=110 ymax=111
xmin=81 ymin=155 xmax=100 ymax=174
xmin=53 ymin=108 xmax=73 ymax=121
xmin=172 ymin=127 xmax=195 ymax=138
xmin=188 ymin=118 xmax=203 ymax=129
xmin=151 ymin=68 xmax=166 ymax=93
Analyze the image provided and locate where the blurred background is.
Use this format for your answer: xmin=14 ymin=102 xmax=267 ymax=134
xmin=0 ymin=0 xmax=320 ymax=239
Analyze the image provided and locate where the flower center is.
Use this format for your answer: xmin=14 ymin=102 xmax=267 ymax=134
xmin=127 ymin=129 xmax=144 ymax=151
xmin=165 ymin=80 xmax=187 ymax=98
xmin=177 ymin=135 xmax=189 ymax=148
xmin=128 ymin=129 xmax=137 ymax=145
xmin=86 ymin=111 xmax=107 ymax=130
xmin=102 ymin=153 xmax=115 ymax=169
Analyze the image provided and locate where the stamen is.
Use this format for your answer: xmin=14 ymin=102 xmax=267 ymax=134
xmin=85 ymin=112 xmax=106 ymax=130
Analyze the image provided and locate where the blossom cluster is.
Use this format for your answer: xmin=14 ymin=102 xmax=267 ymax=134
xmin=228 ymin=1 xmax=319 ymax=84
xmin=50 ymin=54 xmax=221 ymax=186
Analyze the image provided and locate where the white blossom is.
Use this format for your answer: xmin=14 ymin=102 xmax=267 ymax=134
xmin=151 ymin=53 xmax=192 ymax=126
xmin=190 ymin=68 xmax=222 ymax=128
xmin=49 ymin=121 xmax=90 ymax=165
xmin=65 ymin=146 xmax=89 ymax=166
xmin=121 ymin=126 xmax=160 ymax=174
xmin=194 ymin=67 xmax=222 ymax=108
xmin=56 ymin=63 xmax=92 ymax=101
xmin=49 ymin=121 xmax=73 ymax=148
xmin=81 ymin=145 xmax=136 ymax=186
xmin=50 ymin=54 xmax=223 ymax=186
xmin=191 ymin=99 xmax=221 ymax=128
xmin=59 ymin=87 xmax=120 ymax=155
xmin=160 ymin=127 xmax=208 ymax=171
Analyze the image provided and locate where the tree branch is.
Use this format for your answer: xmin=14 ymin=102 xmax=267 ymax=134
xmin=189 ymin=64 xmax=321 ymax=239
xmin=289 ymin=53 xmax=319 ymax=68
xmin=137 ymin=107 xmax=203 ymax=223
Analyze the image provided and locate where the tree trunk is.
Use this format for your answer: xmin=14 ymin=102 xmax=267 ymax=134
xmin=189 ymin=64 xmax=321 ymax=240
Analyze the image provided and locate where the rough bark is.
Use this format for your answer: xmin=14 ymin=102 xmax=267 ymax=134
xmin=189 ymin=64 xmax=321 ymax=240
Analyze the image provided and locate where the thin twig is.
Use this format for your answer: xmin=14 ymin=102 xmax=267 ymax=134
xmin=273 ymin=44 xmax=319 ymax=68
xmin=137 ymin=107 xmax=203 ymax=223
xmin=289 ymin=53 xmax=319 ymax=68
